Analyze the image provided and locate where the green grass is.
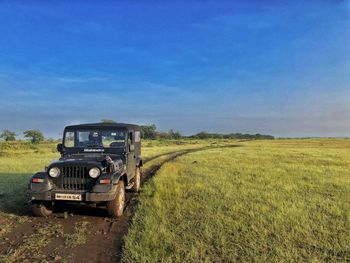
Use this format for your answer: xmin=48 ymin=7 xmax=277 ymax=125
xmin=64 ymin=221 xmax=90 ymax=247
xmin=123 ymin=139 xmax=350 ymax=262
xmin=0 ymin=140 xmax=210 ymax=216
xmin=0 ymin=139 xmax=212 ymax=261
xmin=1 ymin=139 xmax=349 ymax=262
xmin=0 ymin=173 xmax=32 ymax=215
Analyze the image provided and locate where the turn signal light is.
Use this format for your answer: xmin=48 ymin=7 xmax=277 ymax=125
xmin=100 ymin=179 xmax=111 ymax=184
xmin=32 ymin=178 xmax=44 ymax=183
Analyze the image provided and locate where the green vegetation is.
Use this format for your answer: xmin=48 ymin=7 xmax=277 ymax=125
xmin=64 ymin=221 xmax=90 ymax=247
xmin=189 ymin=131 xmax=274 ymax=140
xmin=140 ymin=124 xmax=274 ymax=140
xmin=0 ymin=138 xmax=349 ymax=262
xmin=123 ymin=139 xmax=350 ymax=262
xmin=0 ymin=125 xmax=273 ymax=142
xmin=0 ymin=139 xmax=212 ymax=262
xmin=23 ymin=129 xmax=45 ymax=143
xmin=0 ymin=141 xmax=59 ymax=215
xmin=140 ymin=124 xmax=159 ymax=139
xmin=0 ymin=140 xmax=208 ymax=216
xmin=0 ymin=130 xmax=16 ymax=141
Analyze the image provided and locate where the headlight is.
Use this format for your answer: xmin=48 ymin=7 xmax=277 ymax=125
xmin=89 ymin=167 xmax=101 ymax=178
xmin=48 ymin=167 xmax=60 ymax=178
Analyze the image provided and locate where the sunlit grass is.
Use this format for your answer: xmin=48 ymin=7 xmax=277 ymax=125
xmin=64 ymin=221 xmax=90 ymax=247
xmin=0 ymin=140 xmax=211 ymax=215
xmin=1 ymin=139 xmax=349 ymax=261
xmin=0 ymin=140 xmax=209 ymax=174
xmin=123 ymin=139 xmax=350 ymax=262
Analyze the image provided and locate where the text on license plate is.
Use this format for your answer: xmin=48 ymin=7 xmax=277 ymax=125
xmin=55 ymin=193 xmax=82 ymax=201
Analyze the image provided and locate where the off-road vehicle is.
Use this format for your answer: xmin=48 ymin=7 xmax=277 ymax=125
xmin=28 ymin=123 xmax=142 ymax=217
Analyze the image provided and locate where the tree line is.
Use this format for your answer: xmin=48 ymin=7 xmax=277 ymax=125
xmin=188 ymin=131 xmax=274 ymax=140
xmin=0 ymin=124 xmax=274 ymax=143
xmin=0 ymin=129 xmax=45 ymax=143
xmin=140 ymin=124 xmax=274 ymax=140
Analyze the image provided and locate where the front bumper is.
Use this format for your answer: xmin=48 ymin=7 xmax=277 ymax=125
xmin=28 ymin=171 xmax=122 ymax=203
xmin=28 ymin=188 xmax=117 ymax=202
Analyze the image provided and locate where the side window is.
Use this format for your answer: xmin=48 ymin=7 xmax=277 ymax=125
xmin=64 ymin=132 xmax=75 ymax=147
xmin=135 ymin=131 xmax=140 ymax=143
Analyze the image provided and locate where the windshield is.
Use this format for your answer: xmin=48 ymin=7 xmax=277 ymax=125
xmin=64 ymin=130 xmax=126 ymax=148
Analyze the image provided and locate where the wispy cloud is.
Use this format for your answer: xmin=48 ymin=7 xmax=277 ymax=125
xmin=51 ymin=76 xmax=109 ymax=83
xmin=0 ymin=70 xmax=110 ymax=84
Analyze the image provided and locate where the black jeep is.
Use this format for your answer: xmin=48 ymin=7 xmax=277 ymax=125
xmin=28 ymin=123 xmax=142 ymax=218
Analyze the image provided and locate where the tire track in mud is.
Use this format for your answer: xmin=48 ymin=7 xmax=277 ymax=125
xmin=0 ymin=145 xmax=240 ymax=263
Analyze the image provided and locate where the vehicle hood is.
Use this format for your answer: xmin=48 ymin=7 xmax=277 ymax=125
xmin=48 ymin=153 xmax=124 ymax=172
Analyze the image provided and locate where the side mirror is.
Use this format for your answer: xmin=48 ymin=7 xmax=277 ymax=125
xmin=129 ymin=144 xmax=135 ymax=152
xmin=57 ymin=143 xmax=63 ymax=153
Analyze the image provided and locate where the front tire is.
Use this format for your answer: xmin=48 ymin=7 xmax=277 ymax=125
xmin=31 ymin=201 xmax=53 ymax=217
xmin=132 ymin=166 xmax=141 ymax=192
xmin=107 ymin=180 xmax=125 ymax=218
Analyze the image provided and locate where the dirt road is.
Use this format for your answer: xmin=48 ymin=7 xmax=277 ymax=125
xmin=0 ymin=146 xmax=239 ymax=262
xmin=0 ymin=149 xmax=201 ymax=262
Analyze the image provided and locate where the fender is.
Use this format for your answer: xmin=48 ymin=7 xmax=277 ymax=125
xmin=28 ymin=172 xmax=54 ymax=192
xmin=92 ymin=172 xmax=122 ymax=192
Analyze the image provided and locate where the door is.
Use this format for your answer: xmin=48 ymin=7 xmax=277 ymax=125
xmin=127 ymin=130 xmax=136 ymax=178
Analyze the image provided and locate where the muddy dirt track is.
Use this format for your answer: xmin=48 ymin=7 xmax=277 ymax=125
xmin=0 ymin=145 xmax=239 ymax=263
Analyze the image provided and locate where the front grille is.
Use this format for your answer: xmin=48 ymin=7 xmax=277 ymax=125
xmin=60 ymin=166 xmax=92 ymax=190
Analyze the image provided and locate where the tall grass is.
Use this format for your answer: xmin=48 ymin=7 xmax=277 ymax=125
xmin=123 ymin=139 xmax=350 ymax=262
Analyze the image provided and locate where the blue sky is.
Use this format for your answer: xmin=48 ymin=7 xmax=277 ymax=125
xmin=0 ymin=0 xmax=349 ymax=138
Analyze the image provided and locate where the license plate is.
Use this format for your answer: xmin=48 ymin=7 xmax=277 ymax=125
xmin=55 ymin=193 xmax=82 ymax=201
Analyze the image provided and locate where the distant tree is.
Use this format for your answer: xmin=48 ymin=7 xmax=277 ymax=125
xmin=157 ymin=132 xmax=169 ymax=139
xmin=23 ymin=129 xmax=44 ymax=143
xmin=194 ymin=132 xmax=210 ymax=139
xmin=0 ymin=129 xmax=16 ymax=141
xmin=140 ymin=124 xmax=157 ymax=139
xmin=101 ymin=119 xmax=116 ymax=123
xmin=168 ymin=129 xmax=182 ymax=139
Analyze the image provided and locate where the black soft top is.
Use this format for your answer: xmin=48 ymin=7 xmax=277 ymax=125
xmin=65 ymin=123 xmax=140 ymax=131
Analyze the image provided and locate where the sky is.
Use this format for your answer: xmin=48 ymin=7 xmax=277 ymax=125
xmin=0 ymin=0 xmax=349 ymax=138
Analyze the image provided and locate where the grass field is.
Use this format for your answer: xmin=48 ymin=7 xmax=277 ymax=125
xmin=123 ymin=139 xmax=350 ymax=262
xmin=0 ymin=139 xmax=213 ymax=262
xmin=0 ymin=139 xmax=349 ymax=262
xmin=0 ymin=140 xmax=211 ymax=214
